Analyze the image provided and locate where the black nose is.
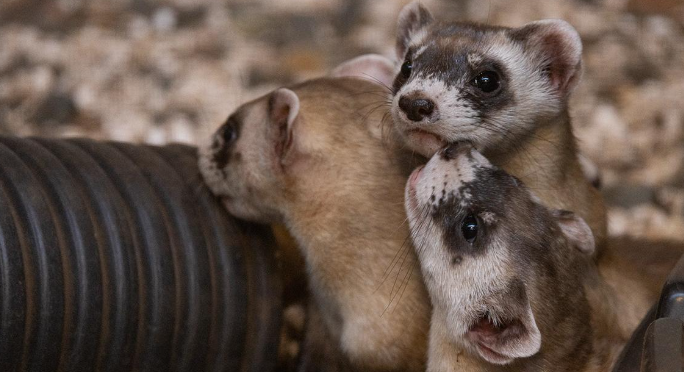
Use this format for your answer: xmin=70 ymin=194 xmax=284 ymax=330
xmin=398 ymin=96 xmax=435 ymax=122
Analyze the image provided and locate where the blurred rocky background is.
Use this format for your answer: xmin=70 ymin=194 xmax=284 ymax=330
xmin=0 ymin=0 xmax=683 ymax=242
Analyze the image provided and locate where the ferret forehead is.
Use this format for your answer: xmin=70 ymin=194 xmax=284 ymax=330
xmin=420 ymin=21 xmax=511 ymax=50
xmin=429 ymin=165 xmax=524 ymax=219
xmin=433 ymin=21 xmax=511 ymax=37
xmin=439 ymin=169 xmax=511 ymax=210
xmin=408 ymin=21 xmax=507 ymax=54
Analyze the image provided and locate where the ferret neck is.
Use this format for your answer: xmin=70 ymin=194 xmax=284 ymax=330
xmin=287 ymin=183 xmax=421 ymax=300
xmin=485 ymin=112 xmax=578 ymax=190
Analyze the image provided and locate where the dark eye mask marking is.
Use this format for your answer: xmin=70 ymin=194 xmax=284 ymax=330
xmin=212 ymin=114 xmax=242 ymax=169
xmin=428 ymin=166 xmax=518 ymax=256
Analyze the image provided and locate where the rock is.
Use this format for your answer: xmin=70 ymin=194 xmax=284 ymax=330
xmin=152 ymin=7 xmax=177 ymax=32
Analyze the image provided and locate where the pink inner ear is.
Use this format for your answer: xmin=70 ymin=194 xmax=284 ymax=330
xmin=270 ymin=97 xmax=290 ymax=126
xmin=467 ymin=309 xmax=541 ymax=365
xmin=468 ymin=316 xmax=520 ymax=364
xmin=541 ymin=33 xmax=573 ymax=91
xmin=536 ymin=25 xmax=582 ymax=95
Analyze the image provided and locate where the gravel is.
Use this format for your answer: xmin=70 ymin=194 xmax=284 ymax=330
xmin=0 ymin=0 xmax=682 ymax=242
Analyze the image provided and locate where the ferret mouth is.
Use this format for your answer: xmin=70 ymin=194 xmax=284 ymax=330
xmin=470 ymin=314 xmax=506 ymax=335
xmin=405 ymin=129 xmax=447 ymax=157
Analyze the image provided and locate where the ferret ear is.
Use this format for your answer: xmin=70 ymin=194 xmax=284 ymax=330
xmin=511 ymin=19 xmax=583 ymax=97
xmin=553 ymin=210 xmax=595 ymax=255
xmin=331 ymin=54 xmax=396 ymax=89
xmin=396 ymin=1 xmax=434 ymax=59
xmin=469 ymin=284 xmax=541 ymax=365
xmin=269 ymin=88 xmax=300 ymax=163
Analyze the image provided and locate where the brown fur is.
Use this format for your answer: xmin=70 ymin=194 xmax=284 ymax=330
xmin=486 ymin=112 xmax=608 ymax=259
xmin=199 ymin=78 xmax=431 ymax=371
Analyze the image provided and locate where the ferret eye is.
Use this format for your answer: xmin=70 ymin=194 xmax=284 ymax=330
xmin=461 ymin=214 xmax=478 ymax=243
xmin=401 ymin=60 xmax=413 ymax=79
xmin=220 ymin=121 xmax=238 ymax=144
xmin=472 ymin=71 xmax=500 ymax=93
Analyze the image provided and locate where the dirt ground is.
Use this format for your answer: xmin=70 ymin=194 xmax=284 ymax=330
xmin=1 ymin=0 xmax=683 ymax=243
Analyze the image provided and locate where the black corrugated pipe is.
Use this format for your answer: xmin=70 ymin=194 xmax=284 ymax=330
xmin=0 ymin=137 xmax=282 ymax=372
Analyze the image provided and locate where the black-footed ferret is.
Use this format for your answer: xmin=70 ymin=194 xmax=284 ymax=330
xmin=405 ymin=142 xmax=618 ymax=372
xmin=199 ymin=77 xmax=430 ymax=371
xmin=339 ymin=1 xmax=607 ymax=257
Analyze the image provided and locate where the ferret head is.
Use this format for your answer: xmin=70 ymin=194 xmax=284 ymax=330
xmin=199 ymin=77 xmax=408 ymax=225
xmin=405 ymin=143 xmax=594 ymax=365
xmin=388 ymin=2 xmax=583 ymax=157
xmin=198 ymin=87 xmax=301 ymax=222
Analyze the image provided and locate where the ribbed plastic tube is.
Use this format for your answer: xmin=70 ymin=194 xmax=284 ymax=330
xmin=0 ymin=137 xmax=281 ymax=372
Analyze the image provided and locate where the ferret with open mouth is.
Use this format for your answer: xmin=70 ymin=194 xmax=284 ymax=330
xmin=405 ymin=142 xmax=619 ymax=371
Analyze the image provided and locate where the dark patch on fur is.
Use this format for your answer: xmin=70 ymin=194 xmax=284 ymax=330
xmin=212 ymin=113 xmax=242 ymax=169
xmin=392 ymin=47 xmax=414 ymax=93
xmin=461 ymin=59 xmax=515 ymax=120
xmin=439 ymin=142 xmax=473 ymax=161
xmin=430 ymin=165 xmax=558 ymax=264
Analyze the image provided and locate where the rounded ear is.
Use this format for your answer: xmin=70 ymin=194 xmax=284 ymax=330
xmin=269 ymin=88 xmax=300 ymax=161
xmin=469 ymin=283 xmax=541 ymax=365
xmin=510 ymin=19 xmax=583 ymax=97
xmin=396 ymin=1 xmax=434 ymax=59
xmin=331 ymin=54 xmax=396 ymax=89
xmin=553 ymin=210 xmax=595 ymax=255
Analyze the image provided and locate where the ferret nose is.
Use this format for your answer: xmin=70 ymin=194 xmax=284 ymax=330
xmin=398 ymin=96 xmax=435 ymax=122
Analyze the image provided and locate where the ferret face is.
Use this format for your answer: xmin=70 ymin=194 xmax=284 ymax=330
xmin=199 ymin=78 xmax=399 ymax=225
xmin=391 ymin=2 xmax=583 ymax=157
xmin=405 ymin=142 xmax=594 ymax=365
xmin=199 ymin=96 xmax=287 ymax=222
